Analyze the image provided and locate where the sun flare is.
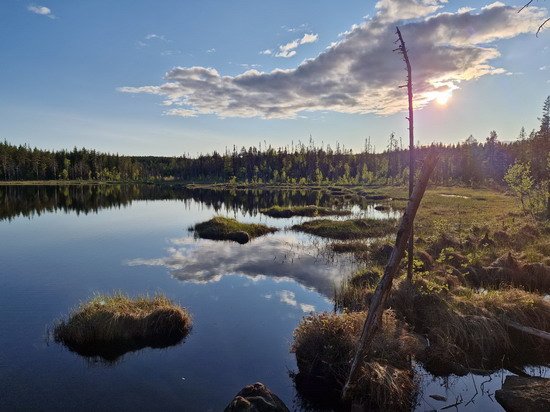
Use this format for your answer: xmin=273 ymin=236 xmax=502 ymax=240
xmin=435 ymin=91 xmax=451 ymax=105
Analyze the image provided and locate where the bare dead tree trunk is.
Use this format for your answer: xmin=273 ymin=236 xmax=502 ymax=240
xmin=342 ymin=151 xmax=438 ymax=399
xmin=395 ymin=27 xmax=415 ymax=281
xmin=519 ymin=0 xmax=549 ymax=36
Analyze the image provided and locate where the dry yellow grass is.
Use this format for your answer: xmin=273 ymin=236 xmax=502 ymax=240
xmin=292 ymin=310 xmax=422 ymax=410
xmin=54 ymin=293 xmax=192 ymax=360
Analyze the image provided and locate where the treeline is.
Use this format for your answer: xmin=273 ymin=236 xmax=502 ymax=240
xmin=1 ymin=97 xmax=548 ymax=187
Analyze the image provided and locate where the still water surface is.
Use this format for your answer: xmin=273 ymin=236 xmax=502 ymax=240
xmin=0 ymin=185 xmax=545 ymax=411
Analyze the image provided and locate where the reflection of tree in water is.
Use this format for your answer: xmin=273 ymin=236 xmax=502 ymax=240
xmin=127 ymin=233 xmax=355 ymax=298
xmin=0 ymin=184 xmax=367 ymax=221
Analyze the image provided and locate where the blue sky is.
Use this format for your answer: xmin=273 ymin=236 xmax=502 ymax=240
xmin=0 ymin=0 xmax=549 ymax=155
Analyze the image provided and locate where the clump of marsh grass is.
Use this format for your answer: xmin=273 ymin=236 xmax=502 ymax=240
xmin=334 ymin=268 xmax=381 ymax=312
xmin=466 ymin=252 xmax=550 ymax=293
xmin=260 ymin=205 xmax=351 ymax=218
xmin=334 ymin=271 xmax=550 ymax=375
xmin=54 ymin=293 xmax=192 ymax=361
xmin=292 ymin=218 xmax=396 ymax=240
xmin=329 ymin=240 xmax=370 ymax=261
xmin=292 ymin=311 xmax=422 ymax=410
xmin=193 ymin=216 xmax=277 ymax=244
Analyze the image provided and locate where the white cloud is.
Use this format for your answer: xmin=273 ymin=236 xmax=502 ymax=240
xmin=145 ymin=33 xmax=167 ymax=41
xmin=161 ymin=50 xmax=181 ymax=56
xmin=275 ymin=33 xmax=319 ymax=58
xmin=206 ymin=48 xmax=216 ymax=53
xmin=540 ymin=66 xmax=549 ymax=71
xmin=375 ymin=0 xmax=447 ymax=22
xmin=277 ymin=290 xmax=316 ymax=313
xmin=119 ymin=1 xmax=546 ymax=119
xmin=259 ymin=49 xmax=273 ymax=55
xmin=27 ymin=4 xmax=55 ymax=18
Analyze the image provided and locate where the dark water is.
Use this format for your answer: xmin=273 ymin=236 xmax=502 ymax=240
xmin=0 ymin=185 xmax=545 ymax=411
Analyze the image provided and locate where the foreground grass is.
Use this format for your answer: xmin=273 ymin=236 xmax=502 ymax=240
xmin=260 ymin=205 xmax=351 ymax=218
xmin=292 ymin=310 xmax=422 ymax=411
xmin=292 ymin=218 xmax=396 ymax=240
xmin=54 ymin=293 xmax=192 ymax=361
xmin=292 ymin=185 xmax=550 ymax=409
xmin=193 ymin=216 xmax=277 ymax=244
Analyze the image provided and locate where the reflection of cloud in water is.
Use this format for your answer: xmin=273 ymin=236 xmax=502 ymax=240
xmin=277 ymin=290 xmax=315 ymax=313
xmin=127 ymin=233 xmax=353 ymax=297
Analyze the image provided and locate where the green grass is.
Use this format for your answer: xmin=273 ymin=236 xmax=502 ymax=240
xmin=260 ymin=205 xmax=351 ymax=218
xmin=292 ymin=218 xmax=396 ymax=240
xmin=193 ymin=216 xmax=277 ymax=243
xmin=54 ymin=293 xmax=192 ymax=361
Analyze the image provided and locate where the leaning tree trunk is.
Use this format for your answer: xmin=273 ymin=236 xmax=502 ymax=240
xmin=342 ymin=151 xmax=438 ymax=399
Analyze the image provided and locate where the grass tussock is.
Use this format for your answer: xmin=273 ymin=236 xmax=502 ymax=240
xmin=292 ymin=218 xmax=396 ymax=240
xmin=335 ymin=268 xmax=381 ymax=312
xmin=194 ymin=216 xmax=277 ymax=244
xmin=260 ymin=205 xmax=351 ymax=218
xmin=466 ymin=253 xmax=550 ymax=293
xmin=54 ymin=293 xmax=192 ymax=361
xmin=292 ymin=311 xmax=422 ymax=410
xmin=335 ymin=273 xmax=550 ymax=375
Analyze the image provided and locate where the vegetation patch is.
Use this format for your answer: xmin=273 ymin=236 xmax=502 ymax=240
xmin=292 ymin=218 xmax=396 ymax=240
xmin=466 ymin=252 xmax=550 ymax=293
xmin=54 ymin=293 xmax=192 ymax=361
xmin=329 ymin=240 xmax=370 ymax=261
xmin=260 ymin=205 xmax=351 ymax=218
xmin=193 ymin=216 xmax=277 ymax=244
xmin=292 ymin=311 xmax=422 ymax=410
xmin=335 ymin=273 xmax=550 ymax=375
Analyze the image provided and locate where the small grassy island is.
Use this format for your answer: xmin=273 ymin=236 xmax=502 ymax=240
xmin=54 ymin=293 xmax=192 ymax=361
xmin=260 ymin=205 xmax=351 ymax=218
xmin=292 ymin=218 xmax=397 ymax=240
xmin=193 ymin=216 xmax=277 ymax=244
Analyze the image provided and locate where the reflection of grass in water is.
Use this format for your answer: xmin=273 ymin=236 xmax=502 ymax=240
xmin=54 ymin=293 xmax=192 ymax=363
xmin=292 ymin=218 xmax=397 ymax=240
xmin=193 ymin=216 xmax=277 ymax=244
xmin=260 ymin=205 xmax=351 ymax=218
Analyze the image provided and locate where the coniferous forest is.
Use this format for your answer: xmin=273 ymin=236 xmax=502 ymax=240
xmin=1 ymin=96 xmax=548 ymax=188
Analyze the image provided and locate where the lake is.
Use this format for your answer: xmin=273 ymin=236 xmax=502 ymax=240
xmin=0 ymin=184 xmax=545 ymax=411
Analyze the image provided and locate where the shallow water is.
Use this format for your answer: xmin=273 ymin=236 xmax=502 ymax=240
xmin=0 ymin=184 xmax=546 ymax=411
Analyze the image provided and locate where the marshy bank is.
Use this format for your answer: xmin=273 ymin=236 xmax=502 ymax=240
xmin=291 ymin=188 xmax=550 ymax=411
xmin=193 ymin=216 xmax=277 ymax=244
xmin=260 ymin=205 xmax=351 ymax=218
xmin=292 ymin=218 xmax=397 ymax=240
xmin=54 ymin=293 xmax=192 ymax=361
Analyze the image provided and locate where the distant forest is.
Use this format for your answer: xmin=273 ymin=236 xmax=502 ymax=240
xmin=1 ymin=97 xmax=548 ymax=187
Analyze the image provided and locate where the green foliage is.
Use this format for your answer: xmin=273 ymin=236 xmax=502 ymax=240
xmin=292 ymin=218 xmax=396 ymax=240
xmin=504 ymin=161 xmax=534 ymax=211
xmin=194 ymin=216 xmax=277 ymax=243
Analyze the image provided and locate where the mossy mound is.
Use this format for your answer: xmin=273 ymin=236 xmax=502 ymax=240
xmin=292 ymin=218 xmax=396 ymax=240
xmin=194 ymin=216 xmax=277 ymax=244
xmin=54 ymin=293 xmax=192 ymax=361
xmin=260 ymin=205 xmax=351 ymax=218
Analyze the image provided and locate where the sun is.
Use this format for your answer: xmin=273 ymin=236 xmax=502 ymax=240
xmin=435 ymin=91 xmax=452 ymax=106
